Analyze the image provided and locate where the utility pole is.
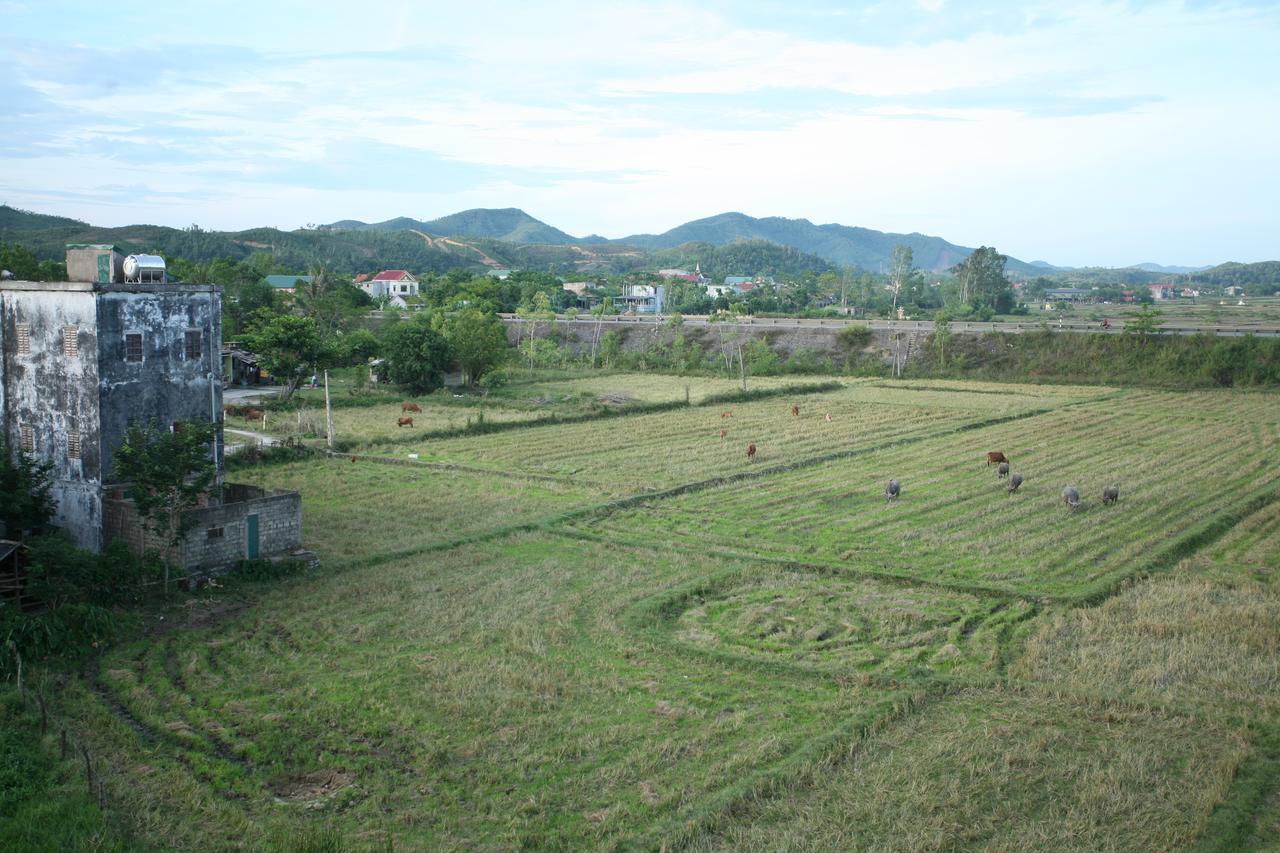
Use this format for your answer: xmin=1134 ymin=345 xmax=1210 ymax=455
xmin=324 ymin=369 xmax=334 ymax=449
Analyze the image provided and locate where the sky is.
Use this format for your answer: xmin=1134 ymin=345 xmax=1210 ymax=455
xmin=1 ymin=1 xmax=1277 ymax=268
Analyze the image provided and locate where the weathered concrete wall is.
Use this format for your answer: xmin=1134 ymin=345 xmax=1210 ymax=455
xmin=103 ymin=483 xmax=302 ymax=571
xmin=96 ymin=286 xmax=224 ymax=483
xmin=1 ymin=282 xmax=226 ymax=551
xmin=0 ymin=286 xmax=104 ymax=549
xmin=503 ymin=317 xmax=928 ymax=366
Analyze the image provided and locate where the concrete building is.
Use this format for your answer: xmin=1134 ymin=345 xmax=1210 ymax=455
xmin=359 ymin=270 xmax=419 ymax=299
xmin=1 ymin=246 xmax=302 ymax=570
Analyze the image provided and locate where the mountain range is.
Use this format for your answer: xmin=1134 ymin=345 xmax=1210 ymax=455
xmin=4 ymin=204 xmax=1268 ymax=286
xmin=326 ymin=208 xmax=1041 ymax=274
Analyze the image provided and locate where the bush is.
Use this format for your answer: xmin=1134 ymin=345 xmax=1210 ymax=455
xmin=836 ymin=324 xmax=872 ymax=350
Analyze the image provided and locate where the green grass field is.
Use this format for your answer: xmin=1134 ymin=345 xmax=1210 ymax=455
xmin=47 ymin=374 xmax=1280 ymax=849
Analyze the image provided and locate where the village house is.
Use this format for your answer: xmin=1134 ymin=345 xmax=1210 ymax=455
xmin=1149 ymin=283 xmax=1179 ymax=300
xmin=358 ymin=270 xmax=419 ymax=299
xmin=0 ymin=245 xmax=302 ymax=571
xmin=264 ymin=274 xmax=312 ymax=294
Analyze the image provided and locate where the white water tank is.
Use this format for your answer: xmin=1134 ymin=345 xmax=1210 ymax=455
xmin=123 ymin=254 xmax=166 ymax=283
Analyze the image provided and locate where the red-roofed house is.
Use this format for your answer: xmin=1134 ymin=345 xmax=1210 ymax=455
xmin=359 ymin=270 xmax=419 ymax=299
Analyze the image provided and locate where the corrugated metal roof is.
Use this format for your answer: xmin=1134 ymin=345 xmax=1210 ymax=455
xmin=265 ymin=274 xmax=313 ymax=289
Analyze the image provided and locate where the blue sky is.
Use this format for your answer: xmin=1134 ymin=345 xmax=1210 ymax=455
xmin=2 ymin=1 xmax=1277 ymax=267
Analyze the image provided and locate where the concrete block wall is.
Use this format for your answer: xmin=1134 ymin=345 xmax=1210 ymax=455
xmin=104 ymin=484 xmax=302 ymax=572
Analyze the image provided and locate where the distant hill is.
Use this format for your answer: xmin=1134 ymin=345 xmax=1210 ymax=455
xmin=615 ymin=211 xmax=1043 ymax=275
xmin=1127 ymin=262 xmax=1212 ymax=274
xmin=333 ymin=208 xmax=1048 ymax=274
xmin=332 ymin=208 xmax=578 ymax=246
xmin=1181 ymin=261 xmax=1280 ymax=294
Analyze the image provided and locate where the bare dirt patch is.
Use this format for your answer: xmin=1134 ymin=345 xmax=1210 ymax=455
xmin=268 ymin=769 xmax=354 ymax=802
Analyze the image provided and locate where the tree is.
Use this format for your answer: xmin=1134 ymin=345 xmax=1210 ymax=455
xmin=439 ymin=309 xmax=509 ymax=386
xmin=295 ymin=265 xmax=371 ymax=335
xmin=249 ymin=315 xmax=333 ymax=401
xmin=114 ymin=419 xmax=217 ymax=591
xmin=889 ymin=244 xmax=915 ymax=317
xmin=0 ymin=437 xmax=56 ymax=537
xmin=384 ymin=320 xmax=452 ymax=393
xmin=515 ymin=291 xmax=555 ymax=370
xmin=951 ymin=247 xmax=1014 ymax=313
xmin=1124 ymin=306 xmax=1164 ymax=339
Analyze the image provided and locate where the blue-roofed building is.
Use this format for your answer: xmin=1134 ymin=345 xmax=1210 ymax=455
xmin=265 ymin=274 xmax=313 ymax=293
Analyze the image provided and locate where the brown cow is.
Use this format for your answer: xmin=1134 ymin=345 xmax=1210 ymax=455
xmin=242 ymin=408 xmax=264 ymax=421
xmin=791 ymin=405 xmax=799 ymax=417
xmin=721 ymin=411 xmax=733 ymax=418
xmin=397 ymin=417 xmax=414 ymax=428
xmin=824 ymin=413 xmax=832 ymax=422
xmin=401 ymin=402 xmax=422 ymax=413
xmin=746 ymin=443 xmax=757 ymax=461
xmin=719 ymin=429 xmax=727 ymax=439
xmin=986 ymin=451 xmax=1009 ymax=466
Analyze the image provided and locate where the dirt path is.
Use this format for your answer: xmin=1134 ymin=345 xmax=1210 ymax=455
xmin=410 ymin=229 xmax=503 ymax=268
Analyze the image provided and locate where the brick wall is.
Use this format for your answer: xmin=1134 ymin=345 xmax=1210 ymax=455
xmin=103 ymin=483 xmax=302 ymax=571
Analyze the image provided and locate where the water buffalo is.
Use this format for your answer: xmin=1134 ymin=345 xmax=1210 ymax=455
xmin=1007 ymin=472 xmax=1023 ymax=494
xmin=997 ymin=461 xmax=1010 ymax=479
xmin=885 ymin=479 xmax=900 ymax=502
xmin=1102 ymin=485 xmax=1120 ymax=505
xmin=1062 ymin=485 xmax=1080 ymax=510
xmin=747 ymin=443 xmax=757 ymax=461
xmin=397 ymin=417 xmax=414 ymax=428
xmin=986 ymin=451 xmax=1009 ymax=467
xmin=401 ymin=402 xmax=422 ymax=413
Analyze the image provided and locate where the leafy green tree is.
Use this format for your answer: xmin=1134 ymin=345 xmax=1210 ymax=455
xmin=294 ymin=265 xmax=371 ymax=335
xmin=1124 ymin=306 xmax=1164 ymax=339
xmin=384 ymin=320 xmax=452 ymax=393
xmin=249 ymin=315 xmax=333 ymax=400
xmin=439 ymin=309 xmax=509 ymax=386
xmin=951 ymin=247 xmax=1014 ymax=313
xmin=0 ymin=437 xmax=56 ymax=536
xmin=114 ymin=419 xmax=217 ymax=591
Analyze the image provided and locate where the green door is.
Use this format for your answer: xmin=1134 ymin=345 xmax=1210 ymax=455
xmin=96 ymin=253 xmax=110 ymax=283
xmin=246 ymin=514 xmax=260 ymax=559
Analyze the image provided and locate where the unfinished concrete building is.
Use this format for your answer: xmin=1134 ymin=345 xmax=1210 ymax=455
xmin=0 ymin=245 xmax=302 ymax=570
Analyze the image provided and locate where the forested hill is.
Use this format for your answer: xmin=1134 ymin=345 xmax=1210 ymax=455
xmin=331 ymin=208 xmax=1044 ymax=275
xmin=1179 ymin=260 xmax=1280 ymax=293
xmin=331 ymin=208 xmax=579 ymax=246
xmin=616 ymin=211 xmax=1047 ymax=275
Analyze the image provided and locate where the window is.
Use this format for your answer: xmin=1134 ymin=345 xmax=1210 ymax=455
xmin=185 ymin=329 xmax=202 ymax=361
xmin=15 ymin=324 xmax=29 ymax=355
xmin=67 ymin=429 xmax=80 ymax=459
xmin=19 ymin=425 xmax=34 ymax=453
xmin=124 ymin=332 xmax=143 ymax=362
xmin=207 ymin=526 xmax=224 ymax=540
xmin=62 ymin=326 xmax=78 ymax=357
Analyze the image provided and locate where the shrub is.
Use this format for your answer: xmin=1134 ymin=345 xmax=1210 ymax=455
xmin=836 ymin=324 xmax=872 ymax=350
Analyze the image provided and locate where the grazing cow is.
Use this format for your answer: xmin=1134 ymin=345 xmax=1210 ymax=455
xmin=1007 ymin=472 xmax=1023 ymax=494
xmin=885 ymin=479 xmax=900 ymax=502
xmin=997 ymin=461 xmax=1010 ymax=479
xmin=746 ymin=443 xmax=757 ymax=461
xmin=401 ymin=402 xmax=422 ymax=413
xmin=1102 ymin=485 xmax=1120 ymax=505
xmin=824 ymin=413 xmax=832 ymax=422
xmin=1062 ymin=485 xmax=1080 ymax=510
xmin=721 ymin=411 xmax=733 ymax=419
xmin=242 ymin=408 xmax=264 ymax=421
xmin=986 ymin=451 xmax=1009 ymax=467
xmin=791 ymin=405 xmax=799 ymax=417
xmin=397 ymin=417 xmax=414 ymax=428
xmin=719 ymin=429 xmax=727 ymax=439
xmin=350 ymin=455 xmax=357 ymax=464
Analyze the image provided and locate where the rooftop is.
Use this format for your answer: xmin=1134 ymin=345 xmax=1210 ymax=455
xmin=0 ymin=280 xmax=218 ymax=293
